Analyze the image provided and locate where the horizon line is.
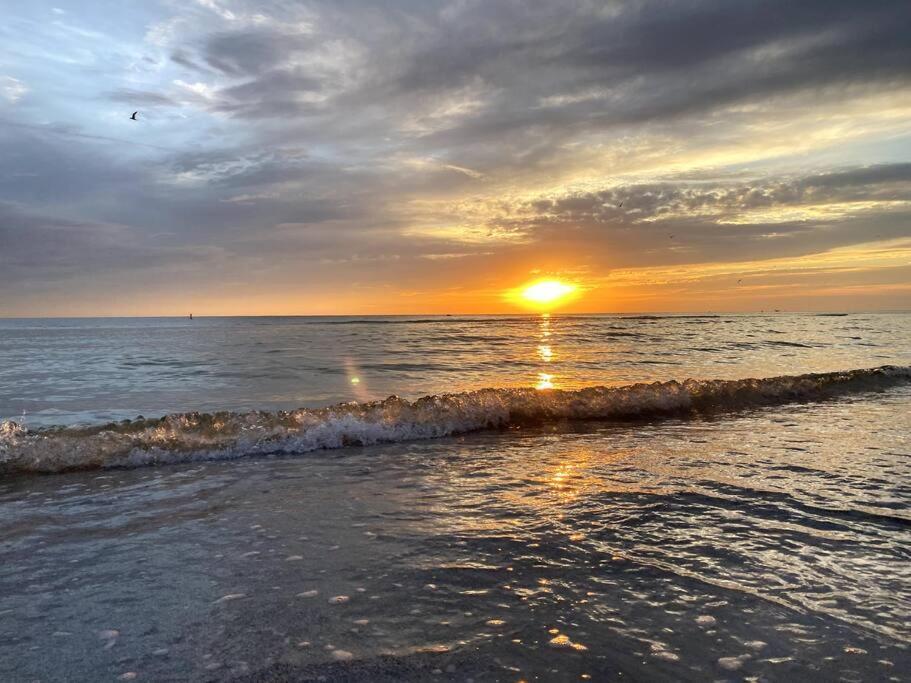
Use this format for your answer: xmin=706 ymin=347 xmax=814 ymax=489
xmin=2 ymin=309 xmax=910 ymax=320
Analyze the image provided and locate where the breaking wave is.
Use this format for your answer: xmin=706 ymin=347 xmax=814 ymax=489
xmin=2 ymin=366 xmax=909 ymax=475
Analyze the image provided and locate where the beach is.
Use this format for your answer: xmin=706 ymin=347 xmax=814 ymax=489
xmin=1 ymin=314 xmax=910 ymax=681
xmin=5 ymin=0 xmax=911 ymax=678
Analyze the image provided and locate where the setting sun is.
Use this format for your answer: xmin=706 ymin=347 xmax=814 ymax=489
xmin=3 ymin=3 xmax=910 ymax=680
xmin=520 ymin=280 xmax=577 ymax=308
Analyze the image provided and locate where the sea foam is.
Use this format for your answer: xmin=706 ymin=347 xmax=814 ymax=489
xmin=1 ymin=366 xmax=908 ymax=474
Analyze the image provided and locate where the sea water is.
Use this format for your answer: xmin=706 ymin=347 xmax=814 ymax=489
xmin=0 ymin=313 xmax=909 ymax=680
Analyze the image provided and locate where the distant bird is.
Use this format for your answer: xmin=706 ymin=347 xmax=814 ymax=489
xmin=617 ymin=201 xmax=623 ymax=208
xmin=130 ymin=111 xmax=139 ymax=121
xmin=737 ymin=279 xmax=743 ymax=285
xmin=668 ymin=234 xmax=675 ymax=239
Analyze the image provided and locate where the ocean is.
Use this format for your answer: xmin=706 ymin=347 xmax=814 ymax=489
xmin=1 ymin=313 xmax=909 ymax=681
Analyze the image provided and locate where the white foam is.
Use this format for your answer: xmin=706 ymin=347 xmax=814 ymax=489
xmin=2 ymin=365 xmax=908 ymax=475
xmin=213 ymin=593 xmax=246 ymax=604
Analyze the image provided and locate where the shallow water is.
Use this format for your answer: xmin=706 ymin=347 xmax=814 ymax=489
xmin=1 ymin=313 xmax=907 ymax=427
xmin=2 ymin=392 xmax=910 ymax=681
xmin=0 ymin=314 xmax=909 ymax=681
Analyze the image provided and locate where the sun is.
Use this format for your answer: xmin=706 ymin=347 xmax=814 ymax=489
xmin=506 ymin=279 xmax=579 ymax=310
xmin=523 ymin=281 xmax=574 ymax=303
xmin=521 ymin=280 xmax=576 ymax=306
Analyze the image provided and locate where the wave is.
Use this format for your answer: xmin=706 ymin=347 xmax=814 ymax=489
xmin=1 ymin=366 xmax=908 ymax=475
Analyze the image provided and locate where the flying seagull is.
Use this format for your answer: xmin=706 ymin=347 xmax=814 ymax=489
xmin=130 ymin=111 xmax=139 ymax=121
xmin=617 ymin=201 xmax=623 ymax=208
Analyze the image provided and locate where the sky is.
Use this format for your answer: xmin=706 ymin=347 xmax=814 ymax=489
xmin=1 ymin=0 xmax=911 ymax=316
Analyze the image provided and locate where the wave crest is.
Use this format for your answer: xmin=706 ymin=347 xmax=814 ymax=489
xmin=2 ymin=366 xmax=908 ymax=475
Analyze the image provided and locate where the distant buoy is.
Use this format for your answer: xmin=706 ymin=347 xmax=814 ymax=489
xmin=189 ymin=313 xmax=193 ymax=320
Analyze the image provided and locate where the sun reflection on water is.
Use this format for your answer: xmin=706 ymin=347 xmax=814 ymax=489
xmin=535 ymin=373 xmax=554 ymax=390
xmin=534 ymin=314 xmax=557 ymax=389
xmin=539 ymin=314 xmax=551 ymax=337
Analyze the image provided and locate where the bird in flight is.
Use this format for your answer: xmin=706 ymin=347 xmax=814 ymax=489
xmin=617 ymin=201 xmax=623 ymax=208
xmin=130 ymin=111 xmax=139 ymax=121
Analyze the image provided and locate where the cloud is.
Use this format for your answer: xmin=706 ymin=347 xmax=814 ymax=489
xmin=522 ymin=163 xmax=911 ymax=224
xmin=408 ymin=163 xmax=911 ymax=272
xmin=0 ymin=202 xmax=210 ymax=285
xmin=107 ymin=88 xmax=178 ymax=107
xmin=2 ymin=0 xmax=911 ymax=313
xmin=195 ymin=0 xmax=236 ymax=22
xmin=203 ymin=28 xmax=298 ymax=76
xmin=1 ymin=76 xmax=27 ymax=103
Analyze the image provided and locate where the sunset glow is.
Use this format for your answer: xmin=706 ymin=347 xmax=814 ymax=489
xmin=1 ymin=1 xmax=910 ymax=317
xmin=2 ymin=3 xmax=910 ymax=680
xmin=519 ymin=281 xmax=578 ymax=309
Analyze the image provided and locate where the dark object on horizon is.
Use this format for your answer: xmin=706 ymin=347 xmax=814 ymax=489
xmin=130 ymin=111 xmax=139 ymax=120
xmin=189 ymin=313 xmax=193 ymax=320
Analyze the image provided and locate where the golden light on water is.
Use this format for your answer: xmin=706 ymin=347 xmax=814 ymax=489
xmin=521 ymin=280 xmax=577 ymax=306
xmin=540 ymin=314 xmax=551 ymax=337
xmin=534 ymin=312 xmax=557 ymax=389
xmin=536 ymin=372 xmax=555 ymax=390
